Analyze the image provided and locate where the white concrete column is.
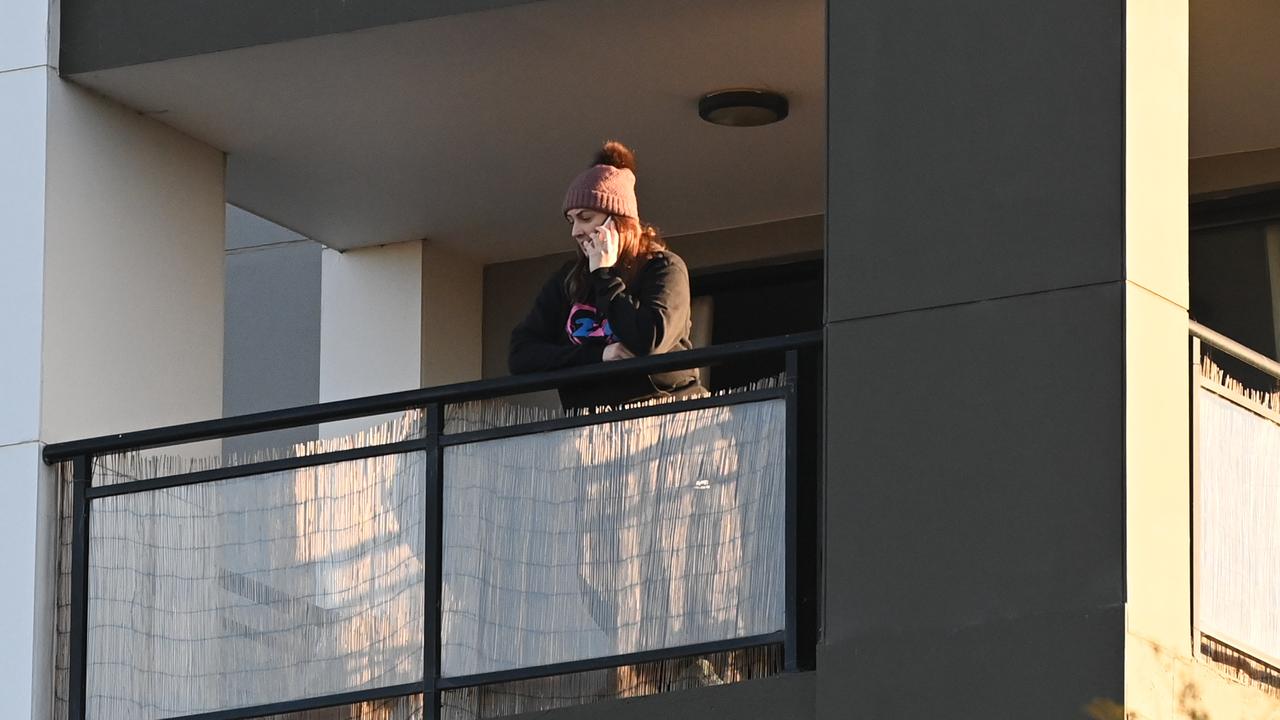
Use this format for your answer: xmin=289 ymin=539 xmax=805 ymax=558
xmin=0 ymin=3 xmax=55 ymax=717
xmin=319 ymin=241 xmax=424 ymax=438
xmin=1 ymin=6 xmax=227 ymax=716
xmin=1123 ymin=0 xmax=1194 ymax=716
xmin=318 ymin=240 xmax=485 ymax=439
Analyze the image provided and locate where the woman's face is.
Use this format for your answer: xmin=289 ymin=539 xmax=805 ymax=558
xmin=566 ymin=208 xmax=609 ymax=253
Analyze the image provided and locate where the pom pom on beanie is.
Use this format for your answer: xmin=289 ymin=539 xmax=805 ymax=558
xmin=594 ymin=141 xmax=636 ymax=172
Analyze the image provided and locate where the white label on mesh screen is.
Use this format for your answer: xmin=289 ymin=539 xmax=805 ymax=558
xmin=440 ymin=399 xmax=787 ymax=677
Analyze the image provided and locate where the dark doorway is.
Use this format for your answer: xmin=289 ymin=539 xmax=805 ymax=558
xmin=1190 ymin=188 xmax=1280 ymax=391
xmin=691 ymin=257 xmax=823 ymax=392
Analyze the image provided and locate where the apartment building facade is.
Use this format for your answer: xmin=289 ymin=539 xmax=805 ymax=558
xmin=3 ymin=0 xmax=1280 ymax=718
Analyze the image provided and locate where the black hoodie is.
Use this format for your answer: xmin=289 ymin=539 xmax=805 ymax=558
xmin=509 ymin=251 xmax=700 ymax=409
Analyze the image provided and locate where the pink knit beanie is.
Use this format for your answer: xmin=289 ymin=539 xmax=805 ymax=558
xmin=562 ymin=141 xmax=639 ymax=219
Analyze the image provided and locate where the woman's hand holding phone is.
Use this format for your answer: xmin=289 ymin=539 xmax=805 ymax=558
xmin=585 ymin=216 xmax=619 ymax=272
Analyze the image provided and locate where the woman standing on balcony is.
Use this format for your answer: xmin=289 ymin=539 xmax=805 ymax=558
xmin=505 ymin=141 xmax=720 ymax=698
xmin=509 ymin=140 xmax=701 ymax=409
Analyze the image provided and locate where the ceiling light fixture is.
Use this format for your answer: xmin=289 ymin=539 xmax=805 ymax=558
xmin=698 ymin=89 xmax=789 ymax=127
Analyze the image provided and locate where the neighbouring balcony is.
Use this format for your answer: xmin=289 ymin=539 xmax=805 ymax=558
xmin=1191 ymin=321 xmax=1280 ymax=670
xmin=45 ymin=333 xmax=820 ymax=720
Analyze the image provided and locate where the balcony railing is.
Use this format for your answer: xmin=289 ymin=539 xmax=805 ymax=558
xmin=1190 ymin=321 xmax=1280 ymax=670
xmin=43 ymin=332 xmax=820 ymax=720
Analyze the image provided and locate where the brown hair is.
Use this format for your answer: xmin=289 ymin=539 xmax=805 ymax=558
xmin=564 ymin=215 xmax=666 ymax=301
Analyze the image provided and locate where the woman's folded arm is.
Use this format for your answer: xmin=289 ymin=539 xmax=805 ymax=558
xmin=590 ymin=253 xmax=690 ymax=357
xmin=509 ymin=269 xmax=606 ymax=374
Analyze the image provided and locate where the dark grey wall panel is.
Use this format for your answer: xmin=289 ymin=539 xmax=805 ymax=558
xmin=823 ymin=283 xmax=1125 ymax=637
xmin=827 ymin=0 xmax=1125 ymax=321
xmin=505 ymin=672 xmax=814 ymax=720
xmin=61 ymin=0 xmax=541 ymax=74
xmin=223 ymin=206 xmax=322 ymax=457
xmin=815 ymin=605 xmax=1123 ymax=719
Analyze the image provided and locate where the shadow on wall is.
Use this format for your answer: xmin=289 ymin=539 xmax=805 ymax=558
xmin=1085 ymin=682 xmax=1211 ymax=720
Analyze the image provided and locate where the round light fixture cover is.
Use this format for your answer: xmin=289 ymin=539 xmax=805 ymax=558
xmin=699 ymin=89 xmax=789 ymax=127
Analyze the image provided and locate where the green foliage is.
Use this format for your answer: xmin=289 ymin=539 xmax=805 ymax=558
xmin=1084 ymin=697 xmax=1131 ymax=720
xmin=1083 ymin=681 xmax=1211 ymax=720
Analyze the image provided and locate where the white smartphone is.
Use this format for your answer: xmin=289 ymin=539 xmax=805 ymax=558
xmin=590 ymin=215 xmax=614 ymax=245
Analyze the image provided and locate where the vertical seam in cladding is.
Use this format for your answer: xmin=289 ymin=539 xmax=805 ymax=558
xmin=1120 ymin=0 xmax=1129 ymax=619
xmin=821 ymin=0 xmax=832 ymax=651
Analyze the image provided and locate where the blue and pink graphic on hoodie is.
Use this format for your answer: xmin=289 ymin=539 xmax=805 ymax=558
xmin=565 ymin=302 xmax=617 ymax=345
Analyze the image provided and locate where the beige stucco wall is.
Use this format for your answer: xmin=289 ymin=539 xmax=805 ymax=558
xmin=41 ymin=78 xmax=226 ymax=442
xmin=31 ymin=78 xmax=227 ymax=720
xmin=319 ymin=238 xmax=485 ymax=435
xmin=421 ymin=242 xmax=484 ymax=387
xmin=1126 ymin=1 xmax=1280 ymax=716
xmin=1128 ymin=637 xmax=1280 ymax=720
xmin=318 ymin=240 xmax=423 ymax=438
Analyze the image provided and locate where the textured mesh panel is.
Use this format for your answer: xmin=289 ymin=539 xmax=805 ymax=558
xmin=440 ymin=645 xmax=781 ymax=719
xmin=57 ymin=388 xmax=788 ymax=719
xmin=253 ymin=694 xmax=424 ymax=720
xmin=84 ymin=452 xmax=425 ymax=719
xmin=91 ymin=410 xmax=425 ymax=487
xmin=440 ymin=398 xmax=786 ymax=677
xmin=54 ymin=461 xmax=73 ymax=720
xmin=1198 ymin=385 xmax=1280 ymax=665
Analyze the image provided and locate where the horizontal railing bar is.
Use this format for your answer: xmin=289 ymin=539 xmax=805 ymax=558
xmin=435 ymin=632 xmax=785 ymax=690
xmin=44 ymin=332 xmax=820 ymax=462
xmin=85 ymin=438 xmax=429 ymax=499
xmin=154 ymin=681 xmax=423 ymax=720
xmin=1190 ymin=320 xmax=1280 ymax=381
xmin=440 ymin=387 xmax=787 ymax=447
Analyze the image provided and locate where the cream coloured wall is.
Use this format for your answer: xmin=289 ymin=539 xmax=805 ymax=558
xmin=1125 ymin=284 xmax=1195 ymax=718
xmin=42 ymin=79 xmax=227 ymax=443
xmin=1127 ymin=637 xmax=1280 ymax=719
xmin=37 ymin=82 xmax=226 ymax=720
xmin=318 ymin=238 xmax=485 ymax=436
xmin=319 ymin=241 xmax=423 ymax=438
xmin=1126 ymin=1 xmax=1280 ymax=716
xmin=1127 ymin=0 xmax=1189 ymax=310
xmin=2 ymin=59 xmax=225 ymax=718
xmin=421 ymin=242 xmax=484 ymax=387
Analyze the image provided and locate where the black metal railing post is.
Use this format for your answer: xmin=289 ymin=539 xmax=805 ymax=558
xmin=423 ymin=403 xmax=445 ymax=719
xmin=68 ymin=454 xmax=92 ymax=720
xmin=783 ymin=349 xmax=800 ymax=673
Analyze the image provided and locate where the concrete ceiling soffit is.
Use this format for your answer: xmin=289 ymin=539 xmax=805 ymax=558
xmin=67 ymin=0 xmax=826 ymax=259
xmin=1190 ymin=0 xmax=1280 ymax=158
